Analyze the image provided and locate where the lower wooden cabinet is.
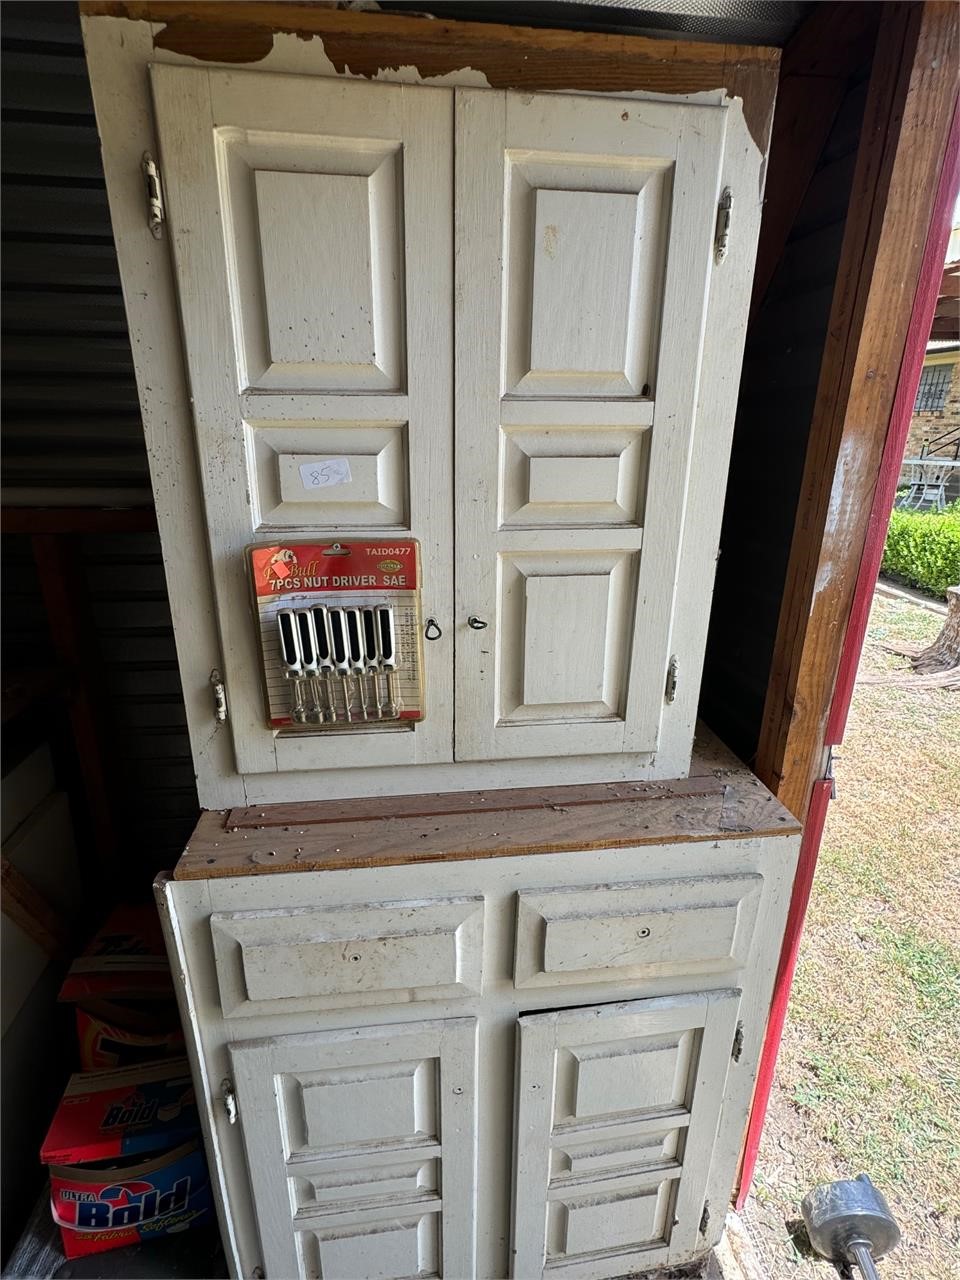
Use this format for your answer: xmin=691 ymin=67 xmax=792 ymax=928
xmin=512 ymin=992 xmax=740 ymax=1278
xmin=228 ymin=1019 xmax=478 ymax=1280
xmin=156 ymin=798 xmax=800 ymax=1279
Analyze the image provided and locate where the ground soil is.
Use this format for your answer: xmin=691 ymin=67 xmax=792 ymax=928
xmin=738 ymin=593 xmax=960 ymax=1280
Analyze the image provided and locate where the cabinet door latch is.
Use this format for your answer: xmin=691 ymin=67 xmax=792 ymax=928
xmin=221 ymin=1078 xmax=238 ymax=1125
xmin=731 ymin=1020 xmax=744 ymax=1063
xmin=665 ymin=655 xmax=679 ymax=704
xmin=210 ymin=669 xmax=228 ymax=724
xmin=714 ymin=187 xmax=733 ymax=263
xmin=141 ymin=151 xmax=165 ymax=239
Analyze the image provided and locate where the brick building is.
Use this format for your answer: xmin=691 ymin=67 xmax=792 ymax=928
xmin=899 ymin=221 xmax=959 ymax=504
xmin=903 ymin=342 xmax=960 ymax=461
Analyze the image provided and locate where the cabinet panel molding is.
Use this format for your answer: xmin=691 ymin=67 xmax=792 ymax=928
xmin=505 ymin=166 xmax=669 ymax=399
xmin=514 ymin=873 xmax=762 ymax=988
xmin=250 ymin=421 xmax=409 ymax=530
xmin=211 ymin=895 xmax=484 ymax=1016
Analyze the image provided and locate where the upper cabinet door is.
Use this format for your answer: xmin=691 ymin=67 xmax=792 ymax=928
xmin=454 ymin=90 xmax=726 ymax=762
xmin=149 ymin=67 xmax=454 ymax=776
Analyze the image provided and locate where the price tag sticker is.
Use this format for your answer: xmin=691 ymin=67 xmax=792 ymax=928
xmin=299 ymin=458 xmax=352 ymax=490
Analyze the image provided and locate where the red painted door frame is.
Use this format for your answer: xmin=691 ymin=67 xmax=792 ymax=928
xmin=736 ymin=97 xmax=960 ymax=1210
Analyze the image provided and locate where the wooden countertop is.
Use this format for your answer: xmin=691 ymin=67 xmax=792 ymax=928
xmin=173 ymin=730 xmax=800 ymax=880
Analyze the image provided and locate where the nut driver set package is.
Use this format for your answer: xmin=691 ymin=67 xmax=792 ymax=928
xmin=248 ymin=539 xmax=426 ymax=730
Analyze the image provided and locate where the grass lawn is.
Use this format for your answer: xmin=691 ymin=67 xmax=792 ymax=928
xmin=740 ymin=593 xmax=960 ymax=1278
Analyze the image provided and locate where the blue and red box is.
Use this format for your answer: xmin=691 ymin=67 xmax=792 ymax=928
xmin=41 ymin=1057 xmax=213 ymax=1258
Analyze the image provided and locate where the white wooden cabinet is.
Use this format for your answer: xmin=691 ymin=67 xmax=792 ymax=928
xmin=155 ymin=748 xmax=800 ymax=1280
xmin=84 ymin=13 xmax=768 ymax=806
xmin=84 ymin=18 xmax=788 ymax=1278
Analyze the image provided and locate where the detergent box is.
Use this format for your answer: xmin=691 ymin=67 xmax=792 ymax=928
xmin=41 ymin=1058 xmax=213 ymax=1258
xmin=59 ymin=904 xmax=184 ymax=1070
xmin=59 ymin=904 xmax=174 ymax=1003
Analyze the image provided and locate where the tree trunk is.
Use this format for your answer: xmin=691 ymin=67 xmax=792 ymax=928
xmin=910 ymin=585 xmax=960 ymax=673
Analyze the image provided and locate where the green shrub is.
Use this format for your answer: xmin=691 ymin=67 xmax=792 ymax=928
xmin=882 ymin=505 xmax=960 ymax=598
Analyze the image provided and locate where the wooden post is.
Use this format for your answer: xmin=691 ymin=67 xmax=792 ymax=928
xmin=755 ymin=1 xmax=960 ymax=820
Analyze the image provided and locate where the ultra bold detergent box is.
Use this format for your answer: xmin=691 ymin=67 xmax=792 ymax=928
xmin=41 ymin=1058 xmax=213 ymax=1258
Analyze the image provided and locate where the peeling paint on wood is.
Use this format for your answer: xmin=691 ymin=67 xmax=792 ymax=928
xmin=78 ymin=2 xmax=779 ymax=153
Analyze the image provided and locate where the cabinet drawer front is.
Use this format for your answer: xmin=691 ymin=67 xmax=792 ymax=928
xmin=515 ymin=874 xmax=761 ymax=988
xmin=211 ymin=896 xmax=483 ymax=1017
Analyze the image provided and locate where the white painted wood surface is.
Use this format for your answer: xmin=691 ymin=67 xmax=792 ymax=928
xmin=211 ymin=895 xmax=484 ymax=1016
xmin=83 ymin=13 xmax=767 ymax=804
xmin=454 ymin=89 xmax=726 ymax=765
xmin=157 ymin=828 xmax=799 ymax=1279
xmin=229 ymin=1017 xmax=478 ymax=1279
xmin=512 ymin=990 xmax=740 ymax=1277
xmin=148 ymin=65 xmax=454 ymax=778
xmin=513 ymin=873 xmax=762 ymax=989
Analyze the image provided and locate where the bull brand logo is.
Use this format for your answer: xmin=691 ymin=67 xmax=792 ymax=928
xmin=70 ymin=1177 xmax=191 ymax=1230
xmin=266 ymin=548 xmax=298 ymax=582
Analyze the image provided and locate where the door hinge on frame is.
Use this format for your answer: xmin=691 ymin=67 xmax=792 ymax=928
xmin=699 ymin=1200 xmax=711 ymax=1235
xmin=732 ymin=1020 xmax=744 ymax=1063
xmin=210 ymin=669 xmax=228 ymax=724
xmin=142 ymin=151 xmax=165 ymax=239
xmin=714 ymin=187 xmax=733 ymax=263
xmin=824 ymin=744 xmax=839 ymax=800
xmin=665 ymin=655 xmax=679 ymax=704
xmin=221 ymin=1078 xmax=238 ymax=1125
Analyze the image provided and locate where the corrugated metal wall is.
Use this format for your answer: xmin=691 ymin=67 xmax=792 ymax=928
xmin=2 ymin=1 xmax=198 ymax=889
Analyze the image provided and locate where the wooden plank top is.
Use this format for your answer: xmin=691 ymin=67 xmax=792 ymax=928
xmin=80 ymin=3 xmax=780 ymax=154
xmin=174 ymin=731 xmax=800 ymax=880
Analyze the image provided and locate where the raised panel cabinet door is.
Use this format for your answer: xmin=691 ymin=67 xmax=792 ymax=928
xmin=228 ymin=1017 xmax=478 ymax=1279
xmin=149 ymin=66 xmax=454 ymax=778
xmin=455 ymin=89 xmax=726 ymax=762
xmin=512 ymin=991 xmax=740 ymax=1279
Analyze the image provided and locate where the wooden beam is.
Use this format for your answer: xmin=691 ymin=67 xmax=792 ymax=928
xmin=79 ymin=1 xmax=780 ymax=153
xmin=1 ymin=857 xmax=70 ymax=956
xmin=749 ymin=3 xmax=880 ymax=319
xmin=756 ymin=1 xmax=960 ymax=819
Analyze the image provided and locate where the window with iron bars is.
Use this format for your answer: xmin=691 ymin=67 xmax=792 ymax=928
xmin=914 ymin=362 xmax=954 ymax=413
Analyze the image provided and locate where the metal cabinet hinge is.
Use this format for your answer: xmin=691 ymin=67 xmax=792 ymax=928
xmin=221 ymin=1078 xmax=238 ymax=1125
xmin=665 ymin=655 xmax=679 ymax=704
xmin=732 ymin=1020 xmax=744 ymax=1063
xmin=142 ymin=151 xmax=165 ymax=239
xmin=825 ymin=745 xmax=839 ymax=800
xmin=210 ymin=669 xmax=228 ymax=724
xmin=699 ymin=1200 xmax=711 ymax=1235
xmin=714 ymin=187 xmax=733 ymax=263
